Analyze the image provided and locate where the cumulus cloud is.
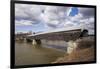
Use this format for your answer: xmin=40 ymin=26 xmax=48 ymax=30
xmin=15 ymin=4 xmax=95 ymax=34
xmin=63 ymin=8 xmax=95 ymax=34
xmin=78 ymin=8 xmax=94 ymax=34
xmin=79 ymin=8 xmax=94 ymax=18
xmin=15 ymin=4 xmax=45 ymax=25
xmin=15 ymin=20 xmax=33 ymax=26
xmin=41 ymin=6 xmax=71 ymax=29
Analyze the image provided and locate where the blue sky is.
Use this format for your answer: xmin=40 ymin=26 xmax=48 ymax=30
xmin=69 ymin=7 xmax=78 ymax=16
xmin=15 ymin=4 xmax=94 ymax=34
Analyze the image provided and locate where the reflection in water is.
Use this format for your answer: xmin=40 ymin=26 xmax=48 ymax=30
xmin=15 ymin=41 xmax=65 ymax=66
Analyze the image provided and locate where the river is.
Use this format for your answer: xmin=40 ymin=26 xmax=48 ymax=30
xmin=15 ymin=41 xmax=66 ymax=66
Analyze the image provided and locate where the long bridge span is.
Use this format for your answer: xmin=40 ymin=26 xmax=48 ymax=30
xmin=15 ymin=27 xmax=90 ymax=53
xmin=15 ymin=27 xmax=89 ymax=45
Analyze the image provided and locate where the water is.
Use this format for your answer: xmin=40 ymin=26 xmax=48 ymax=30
xmin=41 ymin=40 xmax=68 ymax=52
xmin=15 ymin=41 xmax=65 ymax=66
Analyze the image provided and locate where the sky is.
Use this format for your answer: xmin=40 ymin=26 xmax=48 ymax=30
xmin=15 ymin=4 xmax=95 ymax=34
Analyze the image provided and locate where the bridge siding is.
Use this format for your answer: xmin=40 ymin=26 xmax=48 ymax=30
xmin=28 ymin=29 xmax=81 ymax=42
xmin=15 ymin=29 xmax=82 ymax=44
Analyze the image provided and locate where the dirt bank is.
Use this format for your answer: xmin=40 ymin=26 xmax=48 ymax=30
xmin=52 ymin=37 xmax=95 ymax=63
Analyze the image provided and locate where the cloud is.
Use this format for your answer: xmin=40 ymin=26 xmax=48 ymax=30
xmin=41 ymin=6 xmax=71 ymax=29
xmin=15 ymin=4 xmax=45 ymax=25
xmin=15 ymin=4 xmax=95 ymax=34
xmin=46 ymin=20 xmax=59 ymax=28
xmin=15 ymin=20 xmax=33 ymax=26
xmin=64 ymin=21 xmax=75 ymax=27
xmin=78 ymin=8 xmax=94 ymax=18
xmin=79 ymin=8 xmax=95 ymax=34
xmin=15 ymin=4 xmax=71 ymax=28
xmin=61 ymin=7 xmax=95 ymax=34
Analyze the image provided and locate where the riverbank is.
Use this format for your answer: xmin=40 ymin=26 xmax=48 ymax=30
xmin=52 ymin=46 xmax=94 ymax=63
xmin=52 ymin=37 xmax=95 ymax=63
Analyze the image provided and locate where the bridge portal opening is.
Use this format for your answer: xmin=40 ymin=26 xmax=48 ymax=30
xmin=80 ymin=29 xmax=88 ymax=37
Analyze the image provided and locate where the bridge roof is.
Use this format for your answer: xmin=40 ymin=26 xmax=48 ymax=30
xmin=28 ymin=26 xmax=82 ymax=37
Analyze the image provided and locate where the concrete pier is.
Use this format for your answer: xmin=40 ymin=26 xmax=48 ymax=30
xmin=67 ymin=40 xmax=77 ymax=54
xmin=32 ymin=39 xmax=41 ymax=45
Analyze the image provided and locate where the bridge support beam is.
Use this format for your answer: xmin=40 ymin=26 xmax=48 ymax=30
xmin=67 ymin=40 xmax=77 ymax=54
xmin=23 ymin=38 xmax=27 ymax=42
xmin=32 ymin=39 xmax=37 ymax=45
xmin=32 ymin=39 xmax=41 ymax=45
